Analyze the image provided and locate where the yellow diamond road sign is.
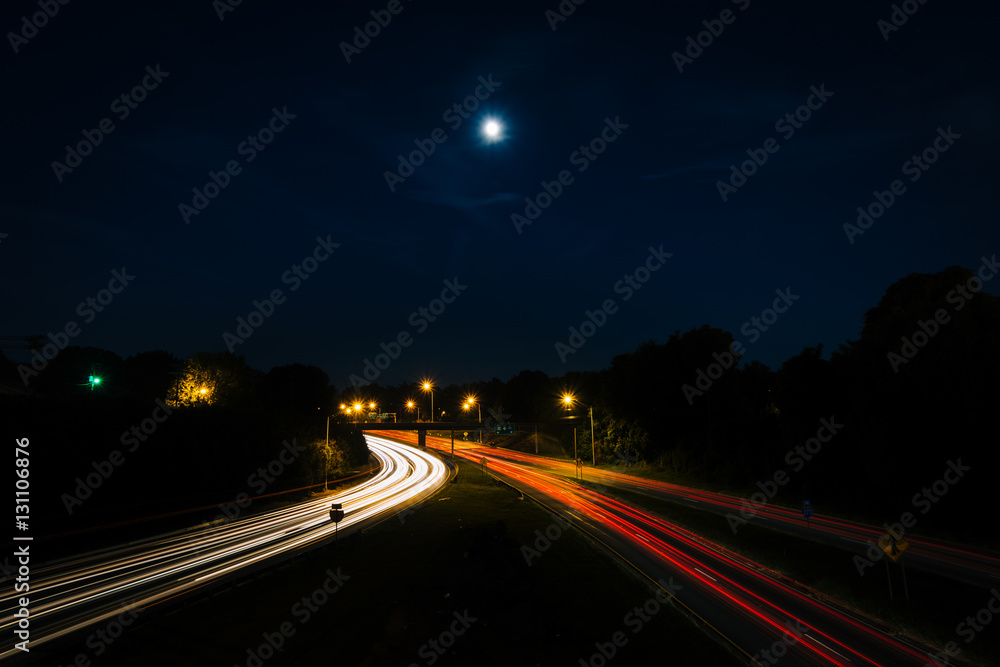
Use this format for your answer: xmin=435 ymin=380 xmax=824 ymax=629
xmin=877 ymin=531 xmax=909 ymax=562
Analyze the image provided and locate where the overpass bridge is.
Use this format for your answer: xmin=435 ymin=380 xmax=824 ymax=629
xmin=343 ymin=422 xmax=482 ymax=456
xmin=342 ymin=419 xmax=577 ymax=456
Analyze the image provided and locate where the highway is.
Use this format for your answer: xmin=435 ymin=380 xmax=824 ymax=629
xmin=375 ymin=430 xmax=981 ymax=666
xmin=422 ymin=437 xmax=1000 ymax=589
xmin=0 ymin=437 xmax=450 ymax=663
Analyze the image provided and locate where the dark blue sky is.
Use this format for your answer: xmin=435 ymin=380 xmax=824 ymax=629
xmin=4 ymin=0 xmax=997 ymax=390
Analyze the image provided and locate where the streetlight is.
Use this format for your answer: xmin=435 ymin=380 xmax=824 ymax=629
xmin=562 ymin=394 xmax=596 ymax=466
xmin=464 ymin=396 xmax=482 ymax=443
xmin=421 ymin=381 xmax=434 ymax=422
xmin=406 ymin=400 xmax=417 ymax=421
xmin=340 ymin=403 xmax=361 ymax=421
xmin=324 ymin=414 xmax=338 ymax=491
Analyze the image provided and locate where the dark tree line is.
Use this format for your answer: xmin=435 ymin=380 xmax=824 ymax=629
xmin=1 ymin=350 xmax=362 ymax=540
xmin=2 ymin=264 xmax=995 ymax=544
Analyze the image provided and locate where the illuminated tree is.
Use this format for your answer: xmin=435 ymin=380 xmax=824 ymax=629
xmin=167 ymin=352 xmax=260 ymax=408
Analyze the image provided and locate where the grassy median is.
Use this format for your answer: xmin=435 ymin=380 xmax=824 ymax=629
xmin=50 ymin=458 xmax=740 ymax=667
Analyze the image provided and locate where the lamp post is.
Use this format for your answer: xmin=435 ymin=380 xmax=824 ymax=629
xmin=464 ymin=397 xmax=482 ymax=443
xmin=406 ymin=400 xmax=417 ymax=421
xmin=325 ymin=414 xmax=337 ymax=491
xmin=421 ymin=381 xmax=434 ymax=422
xmin=562 ymin=394 xmax=596 ymax=466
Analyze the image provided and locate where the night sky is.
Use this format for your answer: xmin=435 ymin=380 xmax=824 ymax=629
xmin=4 ymin=0 xmax=997 ymax=390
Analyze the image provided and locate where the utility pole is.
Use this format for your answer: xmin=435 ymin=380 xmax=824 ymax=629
xmin=590 ymin=406 xmax=595 ymax=466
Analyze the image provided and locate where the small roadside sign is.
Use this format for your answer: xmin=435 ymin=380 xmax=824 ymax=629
xmin=802 ymin=500 xmax=814 ymax=518
xmin=878 ymin=531 xmax=909 ymax=563
xmin=329 ymin=502 xmax=345 ymax=544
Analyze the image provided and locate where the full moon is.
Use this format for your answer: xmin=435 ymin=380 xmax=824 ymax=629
xmin=482 ymin=117 xmax=504 ymax=142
